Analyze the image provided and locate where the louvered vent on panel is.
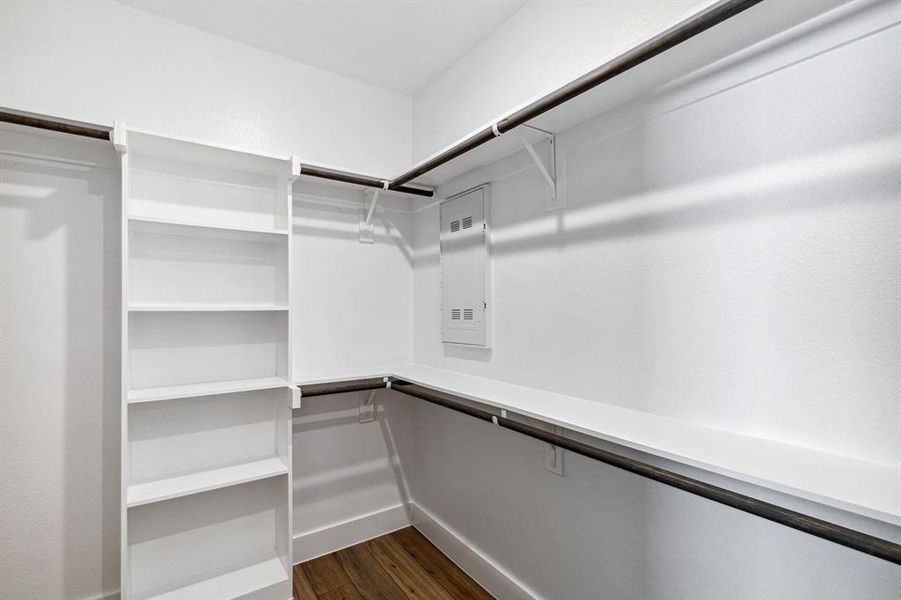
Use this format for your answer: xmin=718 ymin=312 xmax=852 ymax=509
xmin=440 ymin=185 xmax=489 ymax=347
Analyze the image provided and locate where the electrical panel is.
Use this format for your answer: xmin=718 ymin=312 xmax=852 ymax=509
xmin=440 ymin=185 xmax=489 ymax=346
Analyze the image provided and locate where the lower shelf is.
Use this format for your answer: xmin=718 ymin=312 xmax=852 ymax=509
xmin=128 ymin=475 xmax=290 ymax=599
xmin=144 ymin=556 xmax=290 ymax=600
xmin=127 ymin=457 xmax=288 ymax=507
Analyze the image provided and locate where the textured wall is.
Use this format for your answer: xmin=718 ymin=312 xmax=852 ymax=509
xmin=410 ymin=2 xmax=901 ymax=597
xmin=0 ymin=0 xmax=413 ymax=176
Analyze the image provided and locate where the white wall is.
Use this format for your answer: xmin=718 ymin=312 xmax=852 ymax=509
xmin=291 ymin=181 xmax=416 ymax=560
xmin=292 ymin=182 xmax=414 ymax=377
xmin=410 ymin=2 xmax=901 ymax=597
xmin=0 ymin=127 xmax=121 ymax=599
xmin=411 ymin=400 xmax=901 ymax=600
xmin=292 ymin=390 xmax=416 ymax=563
xmin=0 ymin=0 xmax=412 ymax=176
xmin=411 ymin=0 xmax=705 ymax=161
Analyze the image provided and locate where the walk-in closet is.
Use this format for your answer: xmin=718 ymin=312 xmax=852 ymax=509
xmin=1 ymin=1 xmax=899 ymax=599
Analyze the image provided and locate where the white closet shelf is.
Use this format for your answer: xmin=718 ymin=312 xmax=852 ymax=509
xmin=128 ymin=377 xmax=290 ymax=403
xmin=401 ymin=2 xmax=845 ymax=189
xmin=128 ymin=304 xmax=289 ymax=312
xmin=128 ymin=214 xmax=290 ymax=236
xmin=127 ymin=456 xmax=288 ymax=507
xmin=296 ymin=364 xmax=901 ymax=527
xmin=142 ymin=556 xmax=289 ymax=600
xmin=127 ymin=126 xmax=289 ymax=177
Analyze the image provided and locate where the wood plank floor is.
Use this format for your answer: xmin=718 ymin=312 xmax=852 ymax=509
xmin=294 ymin=527 xmax=494 ymax=599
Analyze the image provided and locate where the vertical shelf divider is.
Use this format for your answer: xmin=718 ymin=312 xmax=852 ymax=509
xmin=114 ymin=121 xmax=131 ymax=600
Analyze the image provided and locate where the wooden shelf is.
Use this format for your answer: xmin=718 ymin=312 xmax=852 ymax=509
xmin=128 ymin=304 xmax=289 ymax=313
xmin=127 ymin=457 xmax=288 ymax=507
xmin=128 ymin=377 xmax=289 ymax=404
xmin=128 ymin=214 xmax=289 ymax=236
xmin=142 ymin=556 xmax=289 ymax=600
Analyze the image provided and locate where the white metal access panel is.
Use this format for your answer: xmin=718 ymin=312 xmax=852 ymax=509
xmin=440 ymin=185 xmax=490 ymax=347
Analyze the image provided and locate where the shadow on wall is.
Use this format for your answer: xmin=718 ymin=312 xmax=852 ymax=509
xmin=292 ymin=184 xmax=415 ymax=267
xmin=410 ymin=129 xmax=901 ymax=268
xmin=0 ymin=130 xmax=121 ymax=599
xmin=422 ymin=5 xmax=901 ymax=264
xmin=291 ymin=390 xmax=416 ymax=540
xmin=487 ymin=134 xmax=901 ymax=259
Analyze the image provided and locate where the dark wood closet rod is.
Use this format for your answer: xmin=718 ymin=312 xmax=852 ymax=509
xmin=0 ymin=109 xmax=435 ymax=198
xmin=389 ymin=0 xmax=765 ymax=187
xmin=0 ymin=110 xmax=112 ymax=141
xmin=297 ymin=376 xmax=901 ymax=566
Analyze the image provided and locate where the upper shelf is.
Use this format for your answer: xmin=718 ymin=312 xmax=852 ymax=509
xmin=295 ymin=363 xmax=901 ymax=528
xmin=125 ymin=127 xmax=290 ymax=177
xmin=123 ymin=126 xmax=295 ymax=233
xmin=404 ymin=0 xmax=850 ymax=188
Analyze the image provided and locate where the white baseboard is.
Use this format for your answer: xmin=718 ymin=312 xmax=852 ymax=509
xmin=293 ymin=503 xmax=413 ymax=563
xmin=410 ymin=503 xmax=538 ymax=600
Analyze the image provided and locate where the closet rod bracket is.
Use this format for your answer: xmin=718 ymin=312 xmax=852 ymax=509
xmin=359 ymin=182 xmax=384 ymax=243
xmin=519 ymin=126 xmax=562 ymax=211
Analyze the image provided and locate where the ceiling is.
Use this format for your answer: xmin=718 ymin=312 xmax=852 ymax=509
xmin=116 ymin=0 xmax=527 ymax=96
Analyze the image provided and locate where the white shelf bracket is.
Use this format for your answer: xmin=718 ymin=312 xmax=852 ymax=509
xmin=359 ymin=181 xmax=388 ymax=244
xmin=360 ymin=390 xmax=377 ymax=423
xmin=520 ymin=126 xmax=563 ymax=211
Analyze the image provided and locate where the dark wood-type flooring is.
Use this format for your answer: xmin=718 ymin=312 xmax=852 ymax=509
xmin=294 ymin=527 xmax=494 ymax=599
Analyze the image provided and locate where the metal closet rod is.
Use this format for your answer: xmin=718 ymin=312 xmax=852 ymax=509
xmin=0 ymin=110 xmax=435 ymax=198
xmin=297 ymin=377 xmax=901 ymax=566
xmin=0 ymin=110 xmax=112 ymax=141
xmin=299 ymin=164 xmax=434 ymax=198
xmin=389 ymin=0 xmax=765 ymax=188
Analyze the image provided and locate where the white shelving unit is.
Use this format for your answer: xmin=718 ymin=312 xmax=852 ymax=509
xmin=116 ymin=124 xmax=297 ymax=600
